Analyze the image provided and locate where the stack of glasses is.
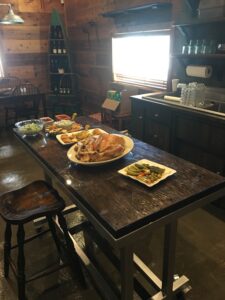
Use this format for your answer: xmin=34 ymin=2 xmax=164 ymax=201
xmin=182 ymin=40 xmax=217 ymax=55
xmin=177 ymin=82 xmax=206 ymax=108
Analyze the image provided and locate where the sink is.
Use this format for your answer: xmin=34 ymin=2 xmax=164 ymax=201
xmin=142 ymin=93 xmax=225 ymax=116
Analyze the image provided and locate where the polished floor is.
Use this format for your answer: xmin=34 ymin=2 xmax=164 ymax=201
xmin=0 ymin=128 xmax=225 ymax=300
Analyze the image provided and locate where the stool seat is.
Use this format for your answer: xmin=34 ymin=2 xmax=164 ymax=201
xmin=0 ymin=180 xmax=65 ymax=223
xmin=0 ymin=180 xmax=85 ymax=300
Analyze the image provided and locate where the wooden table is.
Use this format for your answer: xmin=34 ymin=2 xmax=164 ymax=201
xmin=14 ymin=116 xmax=225 ymax=300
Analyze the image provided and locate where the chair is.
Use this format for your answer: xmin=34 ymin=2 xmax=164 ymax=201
xmin=101 ymin=108 xmax=131 ymax=131
xmin=5 ymin=82 xmax=42 ymax=126
xmin=0 ymin=180 xmax=85 ymax=300
xmin=0 ymin=76 xmax=21 ymax=94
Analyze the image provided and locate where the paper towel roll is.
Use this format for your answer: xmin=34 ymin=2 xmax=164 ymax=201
xmin=186 ymin=65 xmax=213 ymax=78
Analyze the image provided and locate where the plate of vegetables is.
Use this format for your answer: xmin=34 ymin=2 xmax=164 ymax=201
xmin=118 ymin=159 xmax=176 ymax=187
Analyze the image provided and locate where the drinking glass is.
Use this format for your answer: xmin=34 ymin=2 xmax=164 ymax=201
xmin=188 ymin=40 xmax=195 ymax=55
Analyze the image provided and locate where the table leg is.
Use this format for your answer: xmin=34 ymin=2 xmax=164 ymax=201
xmin=162 ymin=221 xmax=177 ymax=299
xmin=120 ymin=247 xmax=133 ymax=300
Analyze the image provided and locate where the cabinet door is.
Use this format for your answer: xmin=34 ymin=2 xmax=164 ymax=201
xmin=131 ymin=99 xmax=145 ymax=140
xmin=144 ymin=122 xmax=171 ymax=151
xmin=144 ymin=103 xmax=172 ymax=151
xmin=146 ymin=102 xmax=172 ymax=125
xmin=174 ymin=115 xmax=210 ymax=149
xmin=175 ymin=141 xmax=225 ymax=175
xmin=173 ymin=113 xmax=225 ymax=175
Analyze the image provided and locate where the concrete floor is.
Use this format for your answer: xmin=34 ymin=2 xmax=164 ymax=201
xmin=0 ymin=129 xmax=225 ymax=300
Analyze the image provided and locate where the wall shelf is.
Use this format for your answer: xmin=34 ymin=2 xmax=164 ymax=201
xmin=102 ymin=2 xmax=172 ymax=18
xmin=172 ymin=54 xmax=225 ymax=60
xmin=174 ymin=17 xmax=225 ymax=28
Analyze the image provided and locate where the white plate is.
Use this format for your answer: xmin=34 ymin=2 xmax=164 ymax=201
xmin=118 ymin=159 xmax=176 ymax=187
xmin=56 ymin=128 xmax=107 ymax=145
xmin=67 ymin=134 xmax=134 ymax=165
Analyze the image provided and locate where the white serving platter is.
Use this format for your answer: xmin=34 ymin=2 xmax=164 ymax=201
xmin=67 ymin=134 xmax=134 ymax=165
xmin=118 ymin=159 xmax=176 ymax=187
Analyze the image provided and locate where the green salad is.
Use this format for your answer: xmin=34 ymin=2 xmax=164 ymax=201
xmin=19 ymin=123 xmax=42 ymax=134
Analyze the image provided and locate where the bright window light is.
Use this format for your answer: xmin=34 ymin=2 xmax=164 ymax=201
xmin=112 ymin=33 xmax=170 ymax=89
xmin=0 ymin=54 xmax=4 ymax=77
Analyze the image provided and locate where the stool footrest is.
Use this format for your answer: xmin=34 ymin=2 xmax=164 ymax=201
xmin=11 ymin=228 xmax=50 ymax=249
xmin=26 ymin=261 xmax=68 ymax=283
xmin=69 ymin=220 xmax=90 ymax=235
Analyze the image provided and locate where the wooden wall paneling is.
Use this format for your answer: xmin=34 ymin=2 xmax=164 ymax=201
xmin=5 ymin=53 xmax=47 ymax=66
xmin=3 ymin=39 xmax=48 ymax=54
xmin=18 ymin=0 xmax=64 ymax=13
xmin=2 ymin=26 xmax=49 ymax=40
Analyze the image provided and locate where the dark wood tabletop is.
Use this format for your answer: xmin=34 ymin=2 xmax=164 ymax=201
xmin=14 ymin=116 xmax=225 ymax=238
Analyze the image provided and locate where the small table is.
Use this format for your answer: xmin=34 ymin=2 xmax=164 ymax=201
xmin=14 ymin=116 xmax=225 ymax=299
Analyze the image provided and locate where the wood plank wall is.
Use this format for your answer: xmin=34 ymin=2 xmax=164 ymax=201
xmin=0 ymin=0 xmax=64 ymax=93
xmin=64 ymin=0 xmax=191 ymax=114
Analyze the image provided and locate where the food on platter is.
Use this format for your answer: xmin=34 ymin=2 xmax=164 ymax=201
xmin=54 ymin=119 xmax=74 ymax=129
xmin=57 ymin=128 xmax=107 ymax=145
xmin=45 ymin=122 xmax=82 ymax=135
xmin=55 ymin=114 xmax=71 ymax=121
xmin=39 ymin=116 xmax=54 ymax=123
xmin=39 ymin=117 xmax=54 ymax=128
xmin=60 ymin=133 xmax=79 ymax=144
xmin=74 ymin=133 xmax=125 ymax=162
xmin=118 ymin=159 xmax=176 ymax=187
xmin=125 ymin=163 xmax=165 ymax=184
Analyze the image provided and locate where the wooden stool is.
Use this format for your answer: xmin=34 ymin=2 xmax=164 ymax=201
xmin=0 ymin=180 xmax=85 ymax=300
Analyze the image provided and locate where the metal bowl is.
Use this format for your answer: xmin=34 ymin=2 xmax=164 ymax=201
xmin=15 ymin=119 xmax=44 ymax=136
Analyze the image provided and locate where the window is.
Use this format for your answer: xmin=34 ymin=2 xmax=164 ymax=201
xmin=112 ymin=32 xmax=170 ymax=89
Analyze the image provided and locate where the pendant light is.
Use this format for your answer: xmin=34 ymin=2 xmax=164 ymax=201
xmin=0 ymin=3 xmax=24 ymax=24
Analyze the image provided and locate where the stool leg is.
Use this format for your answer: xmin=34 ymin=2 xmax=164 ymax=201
xmin=47 ymin=216 xmax=61 ymax=255
xmin=57 ymin=212 xmax=86 ymax=288
xmin=17 ymin=224 xmax=26 ymax=300
xmin=4 ymin=222 xmax=12 ymax=278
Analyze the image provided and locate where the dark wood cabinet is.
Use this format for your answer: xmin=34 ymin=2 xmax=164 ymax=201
xmin=130 ymin=95 xmax=225 ymax=176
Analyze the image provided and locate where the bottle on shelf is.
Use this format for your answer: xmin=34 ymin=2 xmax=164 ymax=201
xmin=58 ymin=40 xmax=62 ymax=54
xmin=57 ymin=25 xmax=63 ymax=39
xmin=52 ymin=41 xmax=57 ymax=54
xmin=53 ymin=80 xmax=59 ymax=94
xmin=62 ymin=41 xmax=67 ymax=54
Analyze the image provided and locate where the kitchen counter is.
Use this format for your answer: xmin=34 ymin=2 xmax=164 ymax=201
xmin=133 ymin=93 xmax=225 ymax=121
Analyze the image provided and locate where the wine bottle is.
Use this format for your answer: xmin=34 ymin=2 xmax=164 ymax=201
xmin=53 ymin=41 xmax=57 ymax=54
xmin=53 ymin=80 xmax=59 ymax=94
xmin=58 ymin=40 xmax=62 ymax=54
xmin=50 ymin=41 xmax=54 ymax=53
xmin=58 ymin=26 xmax=63 ymax=39
xmin=62 ymin=41 xmax=67 ymax=54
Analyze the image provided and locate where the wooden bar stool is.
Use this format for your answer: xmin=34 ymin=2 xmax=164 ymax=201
xmin=0 ymin=180 xmax=85 ymax=300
